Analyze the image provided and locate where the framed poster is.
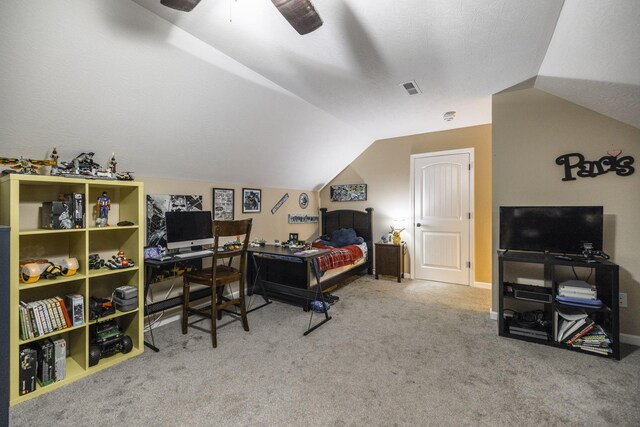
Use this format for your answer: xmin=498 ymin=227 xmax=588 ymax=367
xmin=242 ymin=188 xmax=261 ymax=213
xmin=213 ymin=188 xmax=234 ymax=220
xmin=330 ymin=184 xmax=367 ymax=202
xmin=146 ymin=195 xmax=203 ymax=248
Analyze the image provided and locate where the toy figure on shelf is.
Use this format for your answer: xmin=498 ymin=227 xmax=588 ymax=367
xmin=55 ymin=151 xmax=100 ymax=177
xmin=96 ymin=191 xmax=111 ymax=227
xmin=19 ymin=258 xmax=79 ymax=284
xmin=390 ymin=226 xmax=405 ymax=245
xmin=0 ymin=156 xmax=55 ymax=175
xmin=109 ymin=153 xmax=117 ymax=174
xmin=106 ymin=250 xmax=135 ymax=269
xmin=50 ymin=146 xmax=59 ymax=175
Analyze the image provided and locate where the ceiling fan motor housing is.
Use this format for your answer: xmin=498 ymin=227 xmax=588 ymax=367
xmin=271 ymin=0 xmax=323 ymax=35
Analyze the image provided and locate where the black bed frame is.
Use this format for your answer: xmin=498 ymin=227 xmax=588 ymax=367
xmin=247 ymin=208 xmax=373 ymax=308
xmin=319 ymin=207 xmax=374 ymax=279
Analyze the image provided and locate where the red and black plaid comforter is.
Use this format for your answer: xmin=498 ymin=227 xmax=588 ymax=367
xmin=312 ymin=242 xmax=364 ymax=272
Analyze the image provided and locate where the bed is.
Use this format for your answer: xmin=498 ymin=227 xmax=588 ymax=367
xmin=247 ymin=208 xmax=373 ymax=308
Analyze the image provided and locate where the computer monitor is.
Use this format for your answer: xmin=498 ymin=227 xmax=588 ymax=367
xmin=164 ymin=211 xmax=214 ymax=251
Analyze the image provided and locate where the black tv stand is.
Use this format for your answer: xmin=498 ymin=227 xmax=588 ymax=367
xmin=498 ymin=251 xmax=619 ymax=360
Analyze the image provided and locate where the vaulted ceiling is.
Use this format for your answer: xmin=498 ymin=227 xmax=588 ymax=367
xmin=1 ymin=1 xmax=637 ymax=190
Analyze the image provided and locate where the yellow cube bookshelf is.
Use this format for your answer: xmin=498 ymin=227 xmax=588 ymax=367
xmin=0 ymin=174 xmax=144 ymax=405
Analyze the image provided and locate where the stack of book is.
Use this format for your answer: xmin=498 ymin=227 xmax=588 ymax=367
xmin=19 ymin=297 xmax=73 ymax=340
xmin=556 ymin=280 xmax=603 ymax=308
xmin=570 ymin=325 xmax=613 ymax=355
xmin=556 ymin=306 xmax=592 ymax=342
xmin=555 ymin=306 xmax=612 ymax=355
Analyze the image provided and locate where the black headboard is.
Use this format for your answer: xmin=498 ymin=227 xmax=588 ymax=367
xmin=320 ymin=208 xmax=374 ymax=274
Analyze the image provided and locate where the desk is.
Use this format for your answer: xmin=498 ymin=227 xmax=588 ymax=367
xmin=144 ymin=252 xmax=212 ymax=352
xmin=249 ymin=245 xmax=333 ymax=335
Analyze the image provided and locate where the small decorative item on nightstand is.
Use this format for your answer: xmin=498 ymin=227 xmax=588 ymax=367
xmin=375 ymin=242 xmax=406 ymax=283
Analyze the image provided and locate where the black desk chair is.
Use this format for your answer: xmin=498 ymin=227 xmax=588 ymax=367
xmin=182 ymin=219 xmax=252 ymax=348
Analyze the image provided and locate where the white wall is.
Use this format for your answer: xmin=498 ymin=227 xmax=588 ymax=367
xmin=0 ymin=0 xmax=370 ymax=190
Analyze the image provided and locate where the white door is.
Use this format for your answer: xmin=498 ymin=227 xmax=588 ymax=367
xmin=412 ymin=151 xmax=471 ymax=285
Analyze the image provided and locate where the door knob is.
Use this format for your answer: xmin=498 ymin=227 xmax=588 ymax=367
xmin=416 ymin=223 xmax=421 ymax=227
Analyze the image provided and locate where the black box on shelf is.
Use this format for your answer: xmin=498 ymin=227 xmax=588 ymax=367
xmin=41 ymin=201 xmax=74 ymax=229
xmin=65 ymin=294 xmax=84 ymax=326
xmin=63 ymin=193 xmax=86 ymax=229
xmin=32 ymin=339 xmax=56 ymax=387
xmin=19 ymin=348 xmax=37 ymax=395
xmin=52 ymin=338 xmax=66 ymax=382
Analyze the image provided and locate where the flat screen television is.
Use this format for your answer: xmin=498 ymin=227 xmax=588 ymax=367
xmin=499 ymin=206 xmax=603 ymax=254
xmin=165 ymin=211 xmax=214 ymax=250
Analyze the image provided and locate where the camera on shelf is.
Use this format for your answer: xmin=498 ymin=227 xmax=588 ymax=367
xmin=89 ymin=319 xmax=133 ymax=367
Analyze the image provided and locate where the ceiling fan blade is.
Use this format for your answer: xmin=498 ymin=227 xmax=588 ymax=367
xmin=160 ymin=0 xmax=201 ymax=12
xmin=271 ymin=0 xmax=323 ymax=35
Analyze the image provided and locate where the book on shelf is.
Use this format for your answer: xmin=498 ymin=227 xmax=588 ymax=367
xmin=556 ymin=307 xmax=588 ymax=342
xmin=570 ymin=324 xmax=612 ymax=351
xmin=565 ymin=319 xmax=595 ymax=345
xmin=19 ymin=297 xmax=74 ymax=340
xmin=572 ymin=344 xmax=613 ymax=355
xmin=55 ymin=296 xmax=72 ymax=328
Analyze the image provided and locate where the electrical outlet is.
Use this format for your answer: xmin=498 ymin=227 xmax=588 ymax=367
xmin=619 ymin=292 xmax=628 ymax=308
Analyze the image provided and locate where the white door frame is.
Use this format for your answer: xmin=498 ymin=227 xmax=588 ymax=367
xmin=409 ymin=148 xmax=475 ymax=285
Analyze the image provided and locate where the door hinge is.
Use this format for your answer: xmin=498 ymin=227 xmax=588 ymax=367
xmin=466 ymin=261 xmax=471 ymax=269
xmin=467 ymin=212 xmax=471 ymax=219
xmin=468 ymin=163 xmax=471 ymax=170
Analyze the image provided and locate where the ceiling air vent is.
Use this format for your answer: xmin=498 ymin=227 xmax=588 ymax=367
xmin=401 ymin=80 xmax=421 ymax=95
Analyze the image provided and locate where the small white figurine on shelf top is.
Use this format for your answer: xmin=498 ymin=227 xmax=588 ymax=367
xmin=109 ymin=153 xmax=117 ymax=174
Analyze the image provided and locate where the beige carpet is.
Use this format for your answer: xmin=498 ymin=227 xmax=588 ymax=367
xmin=10 ymin=276 xmax=640 ymax=426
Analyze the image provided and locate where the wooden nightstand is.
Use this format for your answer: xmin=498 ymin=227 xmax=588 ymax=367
xmin=375 ymin=242 xmax=406 ymax=282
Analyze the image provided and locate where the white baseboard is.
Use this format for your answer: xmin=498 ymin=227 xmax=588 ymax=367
xmin=473 ymin=281 xmax=492 ymax=290
xmin=621 ymin=333 xmax=640 ymax=346
xmin=489 ymin=310 xmax=498 ymax=320
xmin=145 ymin=311 xmax=181 ymax=332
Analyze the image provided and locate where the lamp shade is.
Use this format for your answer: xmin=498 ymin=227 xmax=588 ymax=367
xmin=160 ymin=0 xmax=201 ymax=12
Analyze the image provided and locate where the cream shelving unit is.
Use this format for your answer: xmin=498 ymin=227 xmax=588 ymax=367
xmin=0 ymin=174 xmax=144 ymax=405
